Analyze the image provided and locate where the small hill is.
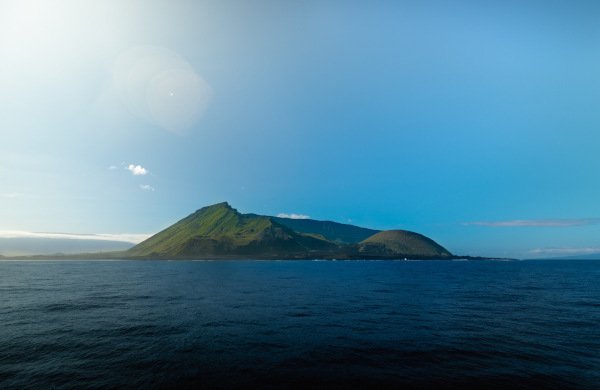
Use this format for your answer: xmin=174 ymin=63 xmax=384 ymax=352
xmin=127 ymin=202 xmax=336 ymax=258
xmin=358 ymin=230 xmax=451 ymax=258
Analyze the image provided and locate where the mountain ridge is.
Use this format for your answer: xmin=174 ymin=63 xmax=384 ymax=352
xmin=126 ymin=202 xmax=452 ymax=260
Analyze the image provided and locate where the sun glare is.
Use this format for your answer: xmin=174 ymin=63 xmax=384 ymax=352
xmin=0 ymin=0 xmax=120 ymax=87
xmin=1 ymin=1 xmax=74 ymax=58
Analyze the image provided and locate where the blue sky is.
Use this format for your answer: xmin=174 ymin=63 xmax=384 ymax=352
xmin=1 ymin=0 xmax=600 ymax=258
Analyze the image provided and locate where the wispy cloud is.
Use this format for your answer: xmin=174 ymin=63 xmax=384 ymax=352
xmin=465 ymin=218 xmax=600 ymax=227
xmin=1 ymin=192 xmax=20 ymax=198
xmin=108 ymin=165 xmax=118 ymax=170
xmin=0 ymin=231 xmax=151 ymax=244
xmin=127 ymin=164 xmax=148 ymax=176
xmin=277 ymin=213 xmax=310 ymax=220
xmin=529 ymin=247 xmax=600 ymax=255
xmin=140 ymin=184 xmax=155 ymax=192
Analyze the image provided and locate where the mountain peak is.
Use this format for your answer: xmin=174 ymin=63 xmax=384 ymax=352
xmin=192 ymin=201 xmax=238 ymax=216
xmin=199 ymin=201 xmax=232 ymax=210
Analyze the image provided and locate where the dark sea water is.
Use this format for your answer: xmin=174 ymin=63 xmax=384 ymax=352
xmin=1 ymin=260 xmax=599 ymax=389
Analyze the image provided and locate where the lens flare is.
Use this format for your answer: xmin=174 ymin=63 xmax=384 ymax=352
xmin=113 ymin=45 xmax=212 ymax=134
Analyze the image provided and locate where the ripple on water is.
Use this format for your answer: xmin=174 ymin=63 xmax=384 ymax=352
xmin=0 ymin=260 xmax=600 ymax=389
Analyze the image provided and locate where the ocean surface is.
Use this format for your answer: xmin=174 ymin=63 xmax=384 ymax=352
xmin=1 ymin=260 xmax=599 ymax=389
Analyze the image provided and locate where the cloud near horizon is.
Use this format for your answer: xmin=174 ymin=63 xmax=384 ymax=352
xmin=0 ymin=231 xmax=151 ymax=244
xmin=465 ymin=218 xmax=600 ymax=227
xmin=127 ymin=164 xmax=148 ymax=176
xmin=529 ymin=247 xmax=600 ymax=255
xmin=277 ymin=213 xmax=310 ymax=220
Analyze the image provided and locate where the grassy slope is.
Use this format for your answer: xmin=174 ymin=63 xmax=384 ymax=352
xmin=127 ymin=202 xmax=336 ymax=258
xmin=128 ymin=202 xmax=266 ymax=256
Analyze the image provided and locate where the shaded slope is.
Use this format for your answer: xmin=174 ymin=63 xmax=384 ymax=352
xmin=271 ymin=217 xmax=380 ymax=244
xmin=358 ymin=230 xmax=451 ymax=258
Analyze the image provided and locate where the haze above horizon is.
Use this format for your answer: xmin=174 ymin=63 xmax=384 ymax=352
xmin=1 ymin=0 xmax=599 ymax=259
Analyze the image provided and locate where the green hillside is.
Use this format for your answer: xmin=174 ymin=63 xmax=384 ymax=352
xmin=127 ymin=202 xmax=336 ymax=258
xmin=358 ymin=230 xmax=451 ymax=258
xmin=127 ymin=202 xmax=452 ymax=260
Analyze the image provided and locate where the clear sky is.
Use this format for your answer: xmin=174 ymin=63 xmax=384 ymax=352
xmin=1 ymin=0 xmax=600 ymax=259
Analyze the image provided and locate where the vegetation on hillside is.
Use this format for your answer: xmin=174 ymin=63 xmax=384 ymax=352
xmin=127 ymin=202 xmax=453 ymax=260
xmin=358 ymin=230 xmax=452 ymax=258
xmin=127 ymin=202 xmax=337 ymax=258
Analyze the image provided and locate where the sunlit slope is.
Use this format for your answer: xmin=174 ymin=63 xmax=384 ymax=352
xmin=127 ymin=202 xmax=335 ymax=258
xmin=358 ymin=230 xmax=451 ymax=258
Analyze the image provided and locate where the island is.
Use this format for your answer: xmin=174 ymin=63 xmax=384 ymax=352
xmin=4 ymin=202 xmax=502 ymax=261
xmin=125 ymin=202 xmax=453 ymax=260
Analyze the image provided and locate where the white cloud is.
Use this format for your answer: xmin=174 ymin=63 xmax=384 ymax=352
xmin=277 ymin=213 xmax=310 ymax=220
xmin=108 ymin=165 xmax=117 ymax=170
xmin=0 ymin=231 xmax=151 ymax=244
xmin=529 ymin=247 xmax=600 ymax=255
xmin=465 ymin=218 xmax=600 ymax=227
xmin=127 ymin=164 xmax=148 ymax=176
xmin=140 ymin=184 xmax=155 ymax=192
